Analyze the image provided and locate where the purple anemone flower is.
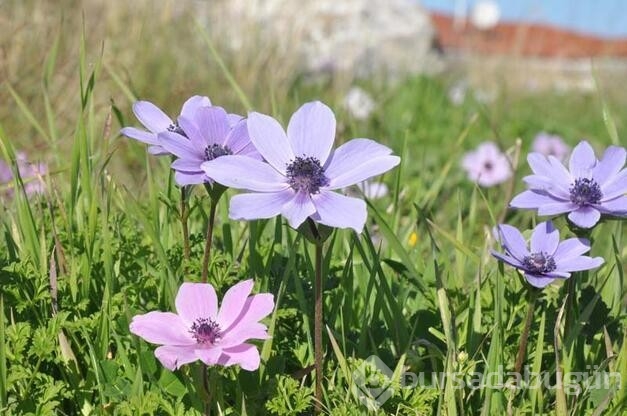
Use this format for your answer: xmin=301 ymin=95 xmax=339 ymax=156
xmin=157 ymin=106 xmax=261 ymax=186
xmin=0 ymin=160 xmax=12 ymax=183
xmin=120 ymin=95 xmax=211 ymax=155
xmin=492 ymin=221 xmax=604 ymax=288
xmin=0 ymin=152 xmax=47 ymax=197
xmin=510 ymin=141 xmax=627 ymax=228
xmin=201 ymin=101 xmax=400 ymax=233
xmin=17 ymin=153 xmax=47 ymax=195
xmin=532 ymin=132 xmax=570 ymax=162
xmin=461 ymin=141 xmax=512 ymax=187
xmin=129 ymin=279 xmax=274 ymax=371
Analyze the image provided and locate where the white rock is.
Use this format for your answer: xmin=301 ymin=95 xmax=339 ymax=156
xmin=203 ymin=0 xmax=440 ymax=78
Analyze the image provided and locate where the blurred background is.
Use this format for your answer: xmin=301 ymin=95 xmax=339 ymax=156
xmin=1 ymin=0 xmax=626 ymax=188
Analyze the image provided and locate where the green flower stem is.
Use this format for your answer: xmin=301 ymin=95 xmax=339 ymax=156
xmin=202 ymin=198 xmax=218 ymax=284
xmin=202 ymin=184 xmax=225 ymax=284
xmin=314 ymin=240 xmax=323 ymax=414
xmin=304 ymin=218 xmax=324 ymax=414
xmin=200 ymin=364 xmax=212 ymax=416
xmin=514 ymin=288 xmax=539 ymax=375
xmin=180 ymin=186 xmax=191 ymax=261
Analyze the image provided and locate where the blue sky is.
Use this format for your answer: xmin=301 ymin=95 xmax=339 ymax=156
xmin=420 ymin=0 xmax=627 ymax=38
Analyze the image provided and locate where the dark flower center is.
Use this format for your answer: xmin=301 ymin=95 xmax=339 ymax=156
xmin=522 ymin=252 xmax=557 ymax=274
xmin=204 ymin=144 xmax=232 ymax=161
xmin=190 ymin=318 xmax=222 ymax=345
xmin=285 ymin=156 xmax=329 ymax=194
xmin=569 ymin=178 xmax=602 ymax=206
xmin=167 ymin=122 xmax=187 ymax=138
xmin=483 ymin=161 xmax=493 ymax=171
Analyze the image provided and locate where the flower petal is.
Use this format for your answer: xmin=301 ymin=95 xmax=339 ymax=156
xmin=281 ymin=192 xmax=317 ymax=229
xmin=154 ymin=345 xmax=198 ymax=370
xmin=527 ymin=153 xmax=555 ymax=177
xmin=247 ymin=111 xmax=295 ymax=173
xmin=174 ymin=171 xmax=206 ymax=186
xmin=569 ymin=141 xmax=597 ymax=177
xmin=494 ymin=224 xmax=529 ymax=261
xmin=228 ymin=113 xmax=244 ymax=126
xmin=148 ymin=145 xmax=170 ymax=156
xmin=597 ymin=196 xmax=627 ymax=215
xmin=129 ymin=311 xmax=194 ymax=345
xmin=120 ymin=127 xmax=159 ymax=146
xmin=180 ymin=95 xmax=211 ymax=119
xmin=219 ymin=343 xmax=261 ymax=371
xmin=195 ymin=106 xmax=231 ymax=145
xmin=178 ymin=115 xmax=208 ymax=152
xmin=287 ymin=101 xmax=336 ymax=164
xmin=175 ymin=283 xmax=218 ymax=324
xmin=311 ymin=190 xmax=367 ymax=233
xmin=201 ymin=156 xmax=288 ymax=191
xmin=522 ymin=175 xmax=569 ymax=199
xmin=229 ymin=190 xmax=295 ymax=221
xmin=567 ymin=206 xmax=601 ymax=228
xmin=220 ymin=322 xmax=269 ymax=348
xmin=133 ymin=101 xmax=172 ymax=132
xmin=217 ymin=279 xmax=255 ymax=329
xmin=592 ymin=145 xmax=626 ymax=186
xmin=490 ymin=250 xmax=525 ymax=269
xmin=195 ymin=347 xmax=223 ymax=366
xmin=553 ymin=238 xmax=591 ymax=262
xmin=510 ymin=190 xmax=558 ymax=209
xmin=524 ymin=273 xmax=559 ymax=288
xmin=556 ymin=255 xmax=604 ymax=273
xmin=324 ymin=139 xmax=399 ymax=189
xmin=224 ymin=293 xmax=274 ymax=333
xmin=158 ymin=132 xmax=203 ymax=161
xmin=546 ymin=155 xmax=574 ymax=186
xmin=601 ymin=169 xmax=627 ymax=200
xmin=172 ymin=159 xmax=202 ymax=173
xmin=224 ymin=120 xmax=252 ymax=154
xmin=537 ymin=202 xmax=578 ymax=215
xmin=530 ymin=221 xmax=560 ymax=255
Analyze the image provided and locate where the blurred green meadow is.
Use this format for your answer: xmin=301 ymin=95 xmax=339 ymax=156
xmin=1 ymin=1 xmax=626 ymax=414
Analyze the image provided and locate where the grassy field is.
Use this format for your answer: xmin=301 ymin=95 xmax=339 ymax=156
xmin=1 ymin=1 xmax=626 ymax=415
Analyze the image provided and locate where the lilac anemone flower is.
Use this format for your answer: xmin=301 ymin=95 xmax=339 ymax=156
xmin=129 ymin=280 xmax=274 ymax=371
xmin=120 ymin=95 xmax=211 ymax=155
xmin=0 ymin=159 xmax=13 ymax=184
xmin=157 ymin=106 xmax=261 ymax=186
xmin=510 ymin=141 xmax=627 ymax=228
xmin=532 ymin=132 xmax=570 ymax=162
xmin=492 ymin=221 xmax=604 ymax=288
xmin=201 ymin=101 xmax=400 ymax=233
xmin=461 ymin=141 xmax=512 ymax=187
xmin=0 ymin=152 xmax=47 ymax=197
xmin=16 ymin=153 xmax=47 ymax=196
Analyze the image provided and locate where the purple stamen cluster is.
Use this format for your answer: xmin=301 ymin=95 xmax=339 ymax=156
xmin=286 ymin=156 xmax=329 ymax=194
xmin=167 ymin=122 xmax=187 ymax=138
xmin=190 ymin=318 xmax=222 ymax=345
xmin=204 ymin=144 xmax=232 ymax=161
xmin=569 ymin=178 xmax=602 ymax=206
xmin=522 ymin=252 xmax=556 ymax=274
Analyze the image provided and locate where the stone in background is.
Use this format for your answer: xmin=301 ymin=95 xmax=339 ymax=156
xmin=205 ymin=0 xmax=442 ymax=79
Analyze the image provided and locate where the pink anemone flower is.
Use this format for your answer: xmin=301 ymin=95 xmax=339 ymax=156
xmin=130 ymin=280 xmax=274 ymax=371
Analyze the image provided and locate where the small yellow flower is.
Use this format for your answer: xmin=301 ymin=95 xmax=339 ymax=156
xmin=408 ymin=232 xmax=418 ymax=247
